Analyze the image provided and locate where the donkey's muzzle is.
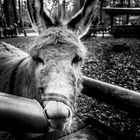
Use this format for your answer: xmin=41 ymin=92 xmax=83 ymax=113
xmin=42 ymin=94 xmax=73 ymax=131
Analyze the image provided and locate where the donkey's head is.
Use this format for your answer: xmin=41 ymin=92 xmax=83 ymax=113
xmin=27 ymin=0 xmax=98 ymax=131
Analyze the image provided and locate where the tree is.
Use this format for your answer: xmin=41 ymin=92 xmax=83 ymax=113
xmin=3 ymin=0 xmax=18 ymax=26
xmin=12 ymin=0 xmax=18 ymax=24
xmin=18 ymin=0 xmax=21 ymax=22
xmin=3 ymin=0 xmax=10 ymax=26
xmin=100 ymin=0 xmax=105 ymax=23
xmin=61 ymin=0 xmax=66 ymax=20
xmin=0 ymin=0 xmax=3 ymax=26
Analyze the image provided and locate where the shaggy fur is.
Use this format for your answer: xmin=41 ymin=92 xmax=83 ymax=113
xmin=0 ymin=0 xmax=98 ymax=132
xmin=0 ymin=27 xmax=86 ymax=107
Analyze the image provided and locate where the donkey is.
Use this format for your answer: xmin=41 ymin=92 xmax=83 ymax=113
xmin=0 ymin=0 xmax=99 ymax=131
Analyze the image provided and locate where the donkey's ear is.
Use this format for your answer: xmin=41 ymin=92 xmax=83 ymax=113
xmin=27 ymin=0 xmax=54 ymax=33
xmin=67 ymin=0 xmax=99 ymax=37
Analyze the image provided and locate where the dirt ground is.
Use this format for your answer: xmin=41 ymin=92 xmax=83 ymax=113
xmin=1 ymin=36 xmax=140 ymax=139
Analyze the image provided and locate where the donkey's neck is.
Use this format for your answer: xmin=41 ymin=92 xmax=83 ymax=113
xmin=13 ymin=57 xmax=42 ymax=104
xmin=8 ymin=58 xmax=27 ymax=95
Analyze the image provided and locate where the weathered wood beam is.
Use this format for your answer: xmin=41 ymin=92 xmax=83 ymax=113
xmin=0 ymin=92 xmax=48 ymax=133
xmin=82 ymin=76 xmax=140 ymax=114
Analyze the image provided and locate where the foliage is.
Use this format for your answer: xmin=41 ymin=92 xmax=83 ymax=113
xmin=44 ymin=0 xmax=75 ymax=20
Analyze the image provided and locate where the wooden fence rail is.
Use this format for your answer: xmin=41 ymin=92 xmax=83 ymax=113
xmin=82 ymin=76 xmax=140 ymax=115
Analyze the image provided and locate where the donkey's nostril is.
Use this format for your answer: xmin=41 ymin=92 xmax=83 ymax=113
xmin=45 ymin=101 xmax=70 ymax=119
xmin=45 ymin=110 xmax=50 ymax=119
xmin=44 ymin=101 xmax=72 ymax=130
xmin=68 ymin=108 xmax=71 ymax=118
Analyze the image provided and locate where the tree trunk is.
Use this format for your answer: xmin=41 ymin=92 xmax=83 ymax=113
xmin=0 ymin=0 xmax=2 ymax=26
xmin=3 ymin=0 xmax=10 ymax=26
xmin=18 ymin=0 xmax=21 ymax=21
xmin=120 ymin=0 xmax=123 ymax=6
xmin=58 ymin=0 xmax=62 ymax=19
xmin=0 ymin=0 xmax=2 ymax=16
xmin=61 ymin=0 xmax=65 ymax=20
xmin=134 ymin=0 xmax=138 ymax=6
xmin=126 ymin=0 xmax=130 ymax=24
xmin=12 ymin=0 xmax=18 ymax=24
xmin=100 ymin=0 xmax=104 ymax=23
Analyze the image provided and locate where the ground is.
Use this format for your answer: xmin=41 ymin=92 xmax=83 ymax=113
xmin=1 ymin=36 xmax=140 ymax=139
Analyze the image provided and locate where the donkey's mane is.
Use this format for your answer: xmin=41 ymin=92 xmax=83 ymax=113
xmin=0 ymin=42 xmax=29 ymax=94
xmin=0 ymin=42 xmax=43 ymax=103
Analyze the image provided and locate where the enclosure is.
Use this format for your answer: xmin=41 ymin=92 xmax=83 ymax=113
xmin=0 ymin=35 xmax=140 ymax=139
xmin=1 ymin=0 xmax=140 ymax=140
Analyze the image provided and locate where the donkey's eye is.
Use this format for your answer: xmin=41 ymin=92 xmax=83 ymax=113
xmin=72 ymin=54 xmax=82 ymax=65
xmin=33 ymin=56 xmax=44 ymax=65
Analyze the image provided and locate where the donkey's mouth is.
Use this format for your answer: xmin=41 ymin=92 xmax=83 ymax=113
xmin=48 ymin=118 xmax=70 ymax=131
